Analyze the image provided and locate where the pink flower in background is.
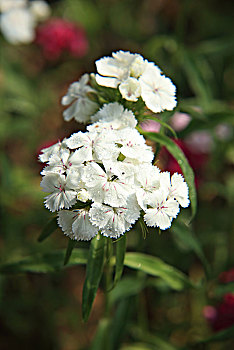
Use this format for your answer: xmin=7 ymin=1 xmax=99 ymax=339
xmin=35 ymin=18 xmax=88 ymax=60
xmin=203 ymin=294 xmax=234 ymax=332
xmin=140 ymin=120 xmax=161 ymax=133
xmin=170 ymin=112 xmax=191 ymax=131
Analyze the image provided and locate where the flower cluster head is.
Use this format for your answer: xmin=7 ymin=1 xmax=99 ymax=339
xmin=95 ymin=50 xmax=177 ymax=113
xmin=40 ymin=51 xmax=190 ymax=241
xmin=0 ymin=0 xmax=50 ymax=44
xmin=35 ymin=18 xmax=88 ymax=60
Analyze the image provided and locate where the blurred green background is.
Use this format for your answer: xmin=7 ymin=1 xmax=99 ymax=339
xmin=0 ymin=0 xmax=234 ymax=349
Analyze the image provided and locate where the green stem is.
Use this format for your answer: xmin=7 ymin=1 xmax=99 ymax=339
xmin=104 ymin=238 xmax=113 ymax=317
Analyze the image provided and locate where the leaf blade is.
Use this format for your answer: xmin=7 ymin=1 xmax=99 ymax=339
xmin=82 ymin=234 xmax=106 ymax=322
xmin=124 ymin=252 xmax=192 ymax=291
xmin=37 ymin=217 xmax=58 ymax=242
xmin=113 ymin=235 xmax=126 ymax=287
xmin=0 ymin=249 xmax=88 ymax=274
xmin=64 ymin=239 xmax=77 ymax=266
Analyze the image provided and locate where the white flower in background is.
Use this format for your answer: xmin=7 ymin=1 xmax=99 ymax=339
xmin=61 ymin=74 xmax=98 ymax=123
xmin=58 ymin=209 xmax=97 ymax=241
xmin=160 ymin=172 xmax=190 ymax=208
xmin=29 ymin=0 xmax=51 ymax=21
xmin=0 ymin=0 xmax=26 ymax=12
xmin=40 ymin=173 xmax=79 ymax=212
xmin=139 ymin=64 xmax=177 ymax=113
xmin=0 ymin=7 xmax=35 ymax=44
xmin=144 ymin=190 xmax=180 ymax=230
xmin=0 ymin=0 xmax=50 ymax=44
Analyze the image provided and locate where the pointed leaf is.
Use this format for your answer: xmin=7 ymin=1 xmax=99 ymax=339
xmin=82 ymin=234 xmax=106 ymax=322
xmin=64 ymin=239 xmax=77 ymax=265
xmin=38 ymin=217 xmax=58 ymax=242
xmin=113 ymin=235 xmax=126 ymax=287
xmin=0 ymin=249 xmax=88 ymax=274
xmin=124 ymin=252 xmax=192 ymax=291
xmin=139 ymin=130 xmax=197 ymax=220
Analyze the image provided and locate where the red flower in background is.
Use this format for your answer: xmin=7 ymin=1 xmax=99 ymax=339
xmin=35 ymin=18 xmax=88 ymax=60
xmin=203 ymin=268 xmax=234 ymax=332
xmin=160 ymin=138 xmax=210 ymax=188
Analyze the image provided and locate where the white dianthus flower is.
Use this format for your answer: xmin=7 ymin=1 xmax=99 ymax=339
xmin=82 ymin=161 xmax=133 ymax=207
xmin=39 ymin=139 xmax=68 ymax=163
xmin=115 ymin=128 xmax=154 ymax=164
xmin=58 ymin=209 xmax=97 ymax=241
xmin=61 ymin=74 xmax=98 ymax=123
xmin=66 ymin=129 xmax=119 ymax=163
xmin=89 ymin=194 xmax=140 ymax=238
xmin=159 ymin=172 xmax=190 ymax=208
xmin=139 ymin=64 xmax=177 ymax=113
xmin=95 ymin=51 xmax=146 ymax=90
xmin=135 ymin=164 xmax=161 ymax=209
xmin=144 ymin=190 xmax=180 ymax=230
xmin=40 ymin=173 xmax=79 ymax=212
xmin=119 ymin=77 xmax=141 ymax=102
xmin=90 ymin=102 xmax=137 ymax=130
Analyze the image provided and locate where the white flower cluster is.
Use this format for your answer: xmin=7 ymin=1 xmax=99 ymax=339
xmin=95 ymin=50 xmax=177 ymax=113
xmin=40 ymin=101 xmax=189 ymax=241
xmin=0 ymin=0 xmax=50 ymax=44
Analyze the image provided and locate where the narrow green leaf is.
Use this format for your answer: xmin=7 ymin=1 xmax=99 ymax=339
xmin=124 ymin=252 xmax=192 ymax=291
xmin=139 ymin=130 xmax=197 ymax=220
xmin=171 ymin=220 xmax=210 ymax=276
xmin=82 ymin=234 xmax=106 ymax=322
xmin=130 ymin=326 xmax=178 ymax=350
xmin=90 ymin=318 xmax=110 ymax=350
xmin=199 ymin=325 xmax=234 ymax=343
xmin=109 ymin=277 xmax=146 ymax=306
xmin=37 ymin=217 xmax=58 ymax=242
xmin=109 ymin=298 xmax=133 ymax=350
xmin=113 ymin=235 xmax=126 ymax=287
xmin=64 ymin=239 xmax=77 ymax=266
xmin=0 ymin=249 xmax=88 ymax=274
xmin=180 ymin=49 xmax=212 ymax=105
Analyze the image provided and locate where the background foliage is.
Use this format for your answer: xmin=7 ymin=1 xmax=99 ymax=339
xmin=0 ymin=0 xmax=234 ymax=349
